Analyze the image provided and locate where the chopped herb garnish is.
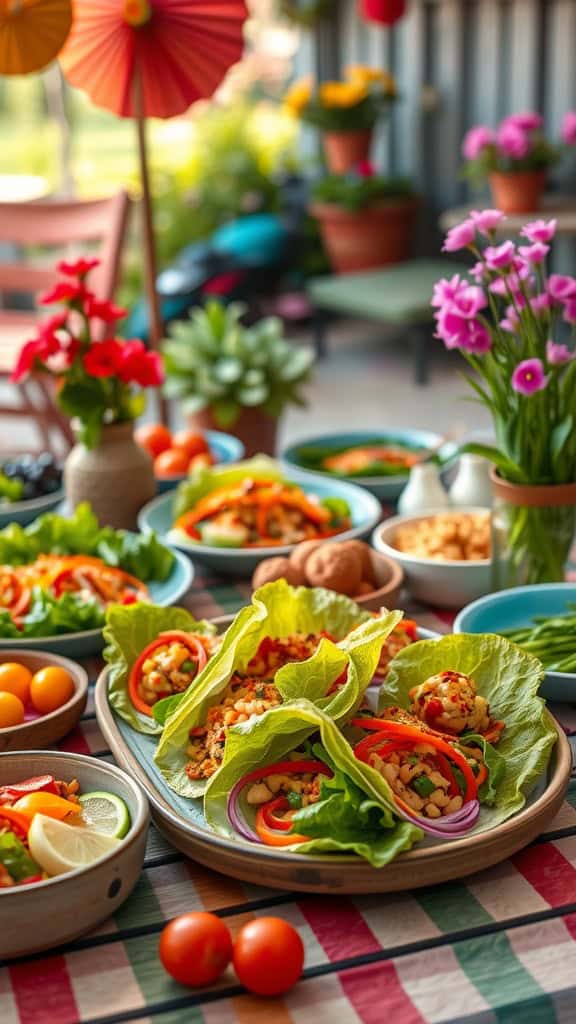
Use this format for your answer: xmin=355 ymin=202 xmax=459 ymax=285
xmin=412 ymin=775 xmax=436 ymax=798
xmin=287 ymin=791 xmax=303 ymax=809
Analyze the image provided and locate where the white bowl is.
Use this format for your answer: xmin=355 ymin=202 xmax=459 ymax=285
xmin=372 ymin=507 xmax=492 ymax=609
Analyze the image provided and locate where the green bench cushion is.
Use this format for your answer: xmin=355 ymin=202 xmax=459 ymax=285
xmin=308 ymin=260 xmax=471 ymax=325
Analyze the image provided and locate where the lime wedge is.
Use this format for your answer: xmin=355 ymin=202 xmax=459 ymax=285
xmin=78 ymin=791 xmax=131 ymax=839
xmin=28 ymin=814 xmax=121 ymax=876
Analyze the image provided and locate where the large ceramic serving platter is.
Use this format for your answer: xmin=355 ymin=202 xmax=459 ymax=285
xmin=281 ymin=430 xmax=459 ymax=502
xmin=0 ymin=547 xmax=194 ymax=658
xmin=139 ymin=472 xmax=383 ymax=577
xmin=95 ymin=667 xmax=570 ymax=895
xmin=454 ymin=583 xmax=576 ymax=703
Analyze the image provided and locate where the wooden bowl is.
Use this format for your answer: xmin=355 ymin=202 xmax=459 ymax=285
xmin=353 ymin=550 xmax=404 ymax=611
xmin=0 ymin=750 xmax=150 ymax=959
xmin=0 ymin=650 xmax=88 ymax=752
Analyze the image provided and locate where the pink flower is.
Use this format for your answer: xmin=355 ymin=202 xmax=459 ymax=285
xmin=435 ymin=310 xmax=491 ymax=353
xmin=546 ymin=340 xmax=574 ymax=365
xmin=521 ymin=219 xmax=557 ymax=243
xmin=431 ymin=274 xmax=468 ymax=307
xmin=500 ymin=305 xmax=519 ymax=332
xmin=57 ymin=257 xmax=100 ymax=279
xmin=563 ymin=298 xmax=576 ymax=325
xmin=484 ymin=240 xmax=516 ymax=270
xmin=548 ymin=274 xmax=576 ymax=301
xmin=462 ymin=126 xmax=494 ymax=161
xmin=518 ymin=241 xmax=549 ymax=265
xmin=497 ymin=122 xmax=531 ymax=159
xmin=511 ymin=358 xmax=548 ymax=395
xmin=470 ymin=261 xmax=486 ymax=282
xmin=442 ymin=219 xmax=476 ymax=252
xmin=469 ymin=209 xmax=506 ymax=235
xmin=501 ymin=112 xmax=543 ymax=133
xmin=356 ymin=159 xmax=375 ymax=177
xmin=451 ymin=284 xmax=487 ymax=317
xmin=561 ymin=112 xmax=576 ymax=146
xmin=531 ymin=292 xmax=552 ymax=315
xmin=83 ymin=339 xmax=122 ymax=378
xmin=460 ymin=321 xmax=492 ymax=354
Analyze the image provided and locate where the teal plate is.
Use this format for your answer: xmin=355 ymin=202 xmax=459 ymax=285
xmin=0 ymin=546 xmax=194 ymax=658
xmin=139 ymin=471 xmax=383 ymax=577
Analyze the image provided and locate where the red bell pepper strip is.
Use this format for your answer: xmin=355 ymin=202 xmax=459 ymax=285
xmin=0 ymin=570 xmax=31 ymax=622
xmin=128 ymin=631 xmax=208 ymax=717
xmin=0 ymin=775 xmax=59 ymax=801
xmin=0 ymin=807 xmax=31 ymax=837
xmin=260 ymin=795 xmax=294 ymax=832
xmin=255 ymin=805 xmax=310 ymax=846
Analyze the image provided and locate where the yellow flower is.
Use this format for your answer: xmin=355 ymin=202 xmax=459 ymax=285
xmin=319 ymin=80 xmax=368 ymax=108
xmin=346 ymin=65 xmax=396 ymax=96
xmin=283 ymin=77 xmax=313 ymax=118
xmin=123 ymin=0 xmax=152 ymax=26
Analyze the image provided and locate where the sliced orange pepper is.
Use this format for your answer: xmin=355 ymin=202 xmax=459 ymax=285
xmin=255 ymin=805 xmax=309 ymax=846
xmin=0 ymin=806 xmax=32 ymax=835
xmin=12 ymin=792 xmax=82 ymax=822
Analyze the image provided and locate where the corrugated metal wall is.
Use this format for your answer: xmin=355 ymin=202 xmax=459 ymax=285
xmin=293 ymin=0 xmax=576 ymax=239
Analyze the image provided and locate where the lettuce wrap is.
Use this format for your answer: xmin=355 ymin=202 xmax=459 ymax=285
xmin=379 ymin=633 xmax=557 ymax=830
xmin=104 ymin=603 xmax=218 ymax=735
xmin=155 ymin=579 xmax=402 ymax=797
xmin=204 ymin=698 xmax=422 ymax=867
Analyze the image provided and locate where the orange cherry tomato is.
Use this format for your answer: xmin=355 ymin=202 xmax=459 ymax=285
xmin=154 ymin=448 xmax=190 ymax=478
xmin=159 ymin=912 xmax=233 ymax=987
xmin=0 ymin=663 xmax=32 ymax=704
xmin=30 ymin=667 xmax=75 ymax=715
xmin=0 ymin=692 xmax=25 ymax=728
xmin=188 ymin=452 xmax=214 ymax=472
xmin=12 ymin=792 xmax=81 ymax=823
xmin=135 ymin=423 xmax=173 ymax=458
xmin=172 ymin=430 xmax=210 ymax=459
xmin=232 ymin=917 xmax=304 ymax=996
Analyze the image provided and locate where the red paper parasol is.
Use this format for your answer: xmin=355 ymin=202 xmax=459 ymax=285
xmin=59 ymin=0 xmax=247 ymax=418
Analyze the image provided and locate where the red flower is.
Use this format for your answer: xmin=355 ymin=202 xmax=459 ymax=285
xmin=39 ymin=312 xmax=69 ymax=336
xmin=117 ymin=339 xmax=164 ymax=387
xmin=11 ymin=334 xmax=62 ymax=383
xmin=83 ymin=339 xmax=123 ymax=378
xmin=86 ymin=296 xmax=128 ymax=324
xmin=41 ymin=281 xmax=88 ymax=306
xmin=356 ymin=159 xmax=375 ymax=177
xmin=57 ymin=257 xmax=100 ymax=278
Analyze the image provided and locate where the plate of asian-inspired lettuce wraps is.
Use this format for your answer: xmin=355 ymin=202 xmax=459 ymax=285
xmin=95 ymin=580 xmax=571 ymax=894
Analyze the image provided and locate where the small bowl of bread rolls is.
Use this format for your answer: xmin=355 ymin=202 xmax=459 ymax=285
xmin=251 ymin=538 xmax=404 ymax=610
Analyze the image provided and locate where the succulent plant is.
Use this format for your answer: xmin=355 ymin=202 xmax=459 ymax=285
xmin=162 ymin=301 xmax=315 ymax=428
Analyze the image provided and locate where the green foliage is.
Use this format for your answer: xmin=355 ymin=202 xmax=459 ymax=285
xmin=162 ymin=301 xmax=315 ymax=426
xmin=312 ymin=172 xmax=414 ymax=211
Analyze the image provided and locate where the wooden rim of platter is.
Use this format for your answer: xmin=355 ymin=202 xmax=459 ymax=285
xmin=95 ymin=668 xmax=572 ymax=894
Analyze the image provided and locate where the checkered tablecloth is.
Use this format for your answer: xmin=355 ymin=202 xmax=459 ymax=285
xmin=2 ymin=568 xmax=576 ymax=1024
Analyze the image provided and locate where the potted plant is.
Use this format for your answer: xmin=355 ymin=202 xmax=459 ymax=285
xmin=461 ymin=111 xmax=576 ymax=213
xmin=12 ymin=259 xmax=163 ymax=529
xmin=434 ymin=209 xmax=576 ymax=585
xmin=310 ymin=160 xmax=417 ymax=273
xmin=283 ymin=65 xmax=396 ymax=174
xmin=162 ymin=301 xmax=315 ymax=457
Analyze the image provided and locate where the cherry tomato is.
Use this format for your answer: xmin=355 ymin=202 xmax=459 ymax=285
xmin=154 ymin=448 xmax=190 ymax=478
xmin=188 ymin=453 xmax=214 ymax=472
xmin=0 ymin=662 xmax=32 ymax=704
xmin=172 ymin=430 xmax=210 ymax=459
xmin=233 ymin=917 xmax=304 ymax=996
xmin=135 ymin=424 xmax=173 ymax=458
xmin=159 ymin=912 xmax=232 ymax=987
xmin=30 ymin=667 xmax=74 ymax=715
xmin=0 ymin=692 xmax=25 ymax=729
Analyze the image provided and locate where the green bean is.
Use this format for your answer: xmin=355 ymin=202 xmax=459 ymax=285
xmin=498 ymin=609 xmax=576 ymax=670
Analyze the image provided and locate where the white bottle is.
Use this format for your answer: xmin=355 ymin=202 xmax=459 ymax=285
xmin=397 ymin=463 xmax=450 ymax=515
xmin=449 ymin=454 xmax=493 ymax=508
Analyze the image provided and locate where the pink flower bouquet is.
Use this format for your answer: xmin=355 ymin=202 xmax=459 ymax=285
xmin=461 ymin=112 xmax=576 ymax=183
xmin=434 ymin=211 xmax=576 ymax=582
xmin=12 ymin=260 xmax=164 ymax=448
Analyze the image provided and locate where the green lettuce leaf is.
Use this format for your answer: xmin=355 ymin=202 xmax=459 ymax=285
xmin=379 ymin=633 xmax=556 ymax=830
xmin=19 ymin=587 xmax=105 ymax=637
xmin=0 ymin=830 xmax=41 ymax=883
xmin=104 ymin=602 xmax=218 ymax=735
xmin=155 ymin=580 xmax=402 ymax=797
xmin=204 ymin=699 xmax=422 ymax=867
xmin=173 ymin=455 xmax=284 ymax=520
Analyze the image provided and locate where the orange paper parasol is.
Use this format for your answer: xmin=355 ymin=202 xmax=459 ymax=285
xmin=60 ymin=0 xmax=247 ymax=412
xmin=0 ymin=0 xmax=73 ymax=75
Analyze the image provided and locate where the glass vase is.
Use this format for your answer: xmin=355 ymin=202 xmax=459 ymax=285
xmin=491 ymin=472 xmax=576 ymax=589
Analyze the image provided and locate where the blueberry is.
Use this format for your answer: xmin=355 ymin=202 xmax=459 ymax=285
xmin=22 ymin=482 xmax=37 ymax=499
xmin=36 ymin=452 xmax=56 ymax=468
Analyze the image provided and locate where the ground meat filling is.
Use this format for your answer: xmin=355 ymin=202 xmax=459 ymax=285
xmin=370 ymin=742 xmax=464 ymax=820
xmin=138 ymin=636 xmax=220 ymax=707
xmin=185 ymin=633 xmax=334 ymax=781
xmin=246 ymin=771 xmax=324 ymax=812
xmin=375 ymin=627 xmax=416 ymax=678
xmin=409 ymin=670 xmax=491 ymax=735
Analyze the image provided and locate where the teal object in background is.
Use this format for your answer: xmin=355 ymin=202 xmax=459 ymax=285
xmin=0 ymin=489 xmax=65 ymax=529
xmin=454 ymin=584 xmax=576 ymax=703
xmin=156 ymin=430 xmax=245 ymax=494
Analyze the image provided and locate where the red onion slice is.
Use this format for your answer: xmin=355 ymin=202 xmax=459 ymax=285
xmin=227 ymin=776 xmax=262 ymax=843
xmin=395 ymin=798 xmax=480 ymax=837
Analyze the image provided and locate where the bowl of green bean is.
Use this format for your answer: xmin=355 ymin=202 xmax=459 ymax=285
xmin=453 ymin=583 xmax=576 ymax=702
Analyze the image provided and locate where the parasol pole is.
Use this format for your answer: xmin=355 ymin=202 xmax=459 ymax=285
xmin=133 ymin=64 xmax=169 ymax=424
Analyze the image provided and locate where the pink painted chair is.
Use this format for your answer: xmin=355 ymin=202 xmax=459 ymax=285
xmin=0 ymin=191 xmax=130 ymax=453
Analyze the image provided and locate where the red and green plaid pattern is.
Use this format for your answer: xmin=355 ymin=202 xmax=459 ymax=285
xmin=2 ymin=567 xmax=576 ymax=1024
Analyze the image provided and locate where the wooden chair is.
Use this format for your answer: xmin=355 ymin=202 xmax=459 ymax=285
xmin=0 ymin=192 xmax=130 ymax=454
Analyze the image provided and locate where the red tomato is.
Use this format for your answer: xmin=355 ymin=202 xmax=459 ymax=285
xmin=154 ymin=448 xmax=190 ymax=478
xmin=233 ymin=917 xmax=304 ymax=996
xmin=188 ymin=452 xmax=214 ymax=472
xmin=135 ymin=424 xmax=173 ymax=458
xmin=159 ymin=912 xmax=233 ymax=987
xmin=172 ymin=430 xmax=210 ymax=459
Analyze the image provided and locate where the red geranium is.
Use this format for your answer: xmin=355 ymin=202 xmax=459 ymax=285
xmin=57 ymin=257 xmax=101 ymax=278
xmin=41 ymin=281 xmax=87 ymax=306
xmin=86 ymin=296 xmax=128 ymax=324
xmin=11 ymin=335 xmax=62 ymax=383
xmin=117 ymin=340 xmax=164 ymax=388
xmin=83 ymin=339 xmax=123 ymax=378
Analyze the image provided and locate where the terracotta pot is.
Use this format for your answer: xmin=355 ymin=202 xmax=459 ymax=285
xmin=311 ymin=197 xmax=418 ymax=273
xmin=322 ymin=130 xmax=372 ymax=174
xmin=489 ymin=170 xmax=546 ymax=214
xmin=64 ymin=422 xmax=156 ymax=530
xmin=189 ymin=407 xmax=279 ymax=458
